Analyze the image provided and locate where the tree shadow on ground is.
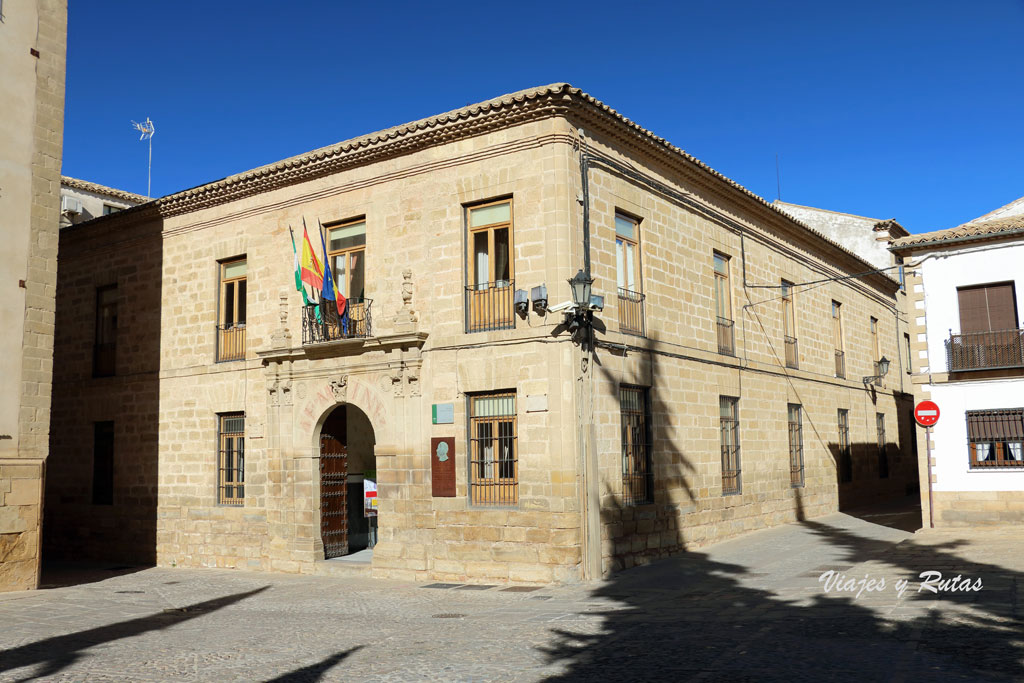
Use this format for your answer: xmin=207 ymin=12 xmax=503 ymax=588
xmin=263 ymin=645 xmax=365 ymax=683
xmin=0 ymin=587 xmax=268 ymax=681
xmin=541 ymin=493 xmax=1023 ymax=681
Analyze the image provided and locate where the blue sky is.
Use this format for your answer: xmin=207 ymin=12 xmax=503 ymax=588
xmin=63 ymin=0 xmax=1024 ymax=232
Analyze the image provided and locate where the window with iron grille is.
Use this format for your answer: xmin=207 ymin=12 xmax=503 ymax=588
xmin=788 ymin=404 xmax=804 ymax=487
xmin=876 ymin=413 xmax=889 ymax=478
xmin=838 ymin=409 xmax=852 ymax=483
xmin=620 ymin=386 xmax=653 ymax=505
xmin=92 ymin=421 xmax=114 ymax=505
xmin=468 ymin=392 xmax=517 ymax=505
xmin=720 ymin=396 xmax=740 ymax=494
xmin=218 ymin=413 xmax=245 ymax=505
xmin=967 ymin=409 xmax=1024 ymax=469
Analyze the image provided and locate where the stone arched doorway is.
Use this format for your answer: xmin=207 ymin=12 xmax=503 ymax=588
xmin=318 ymin=403 xmax=377 ymax=560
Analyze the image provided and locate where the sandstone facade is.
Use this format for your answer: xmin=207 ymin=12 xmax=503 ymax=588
xmin=47 ymin=85 xmax=915 ymax=583
xmin=0 ymin=0 xmax=66 ymax=592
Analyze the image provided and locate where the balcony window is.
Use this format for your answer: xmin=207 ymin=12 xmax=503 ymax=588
xmin=714 ymin=253 xmax=734 ymax=355
xmin=832 ymin=301 xmax=844 ymax=378
xmin=870 ymin=317 xmax=881 ymax=386
xmin=466 ymin=200 xmax=514 ymax=332
xmin=948 ymin=282 xmax=1023 ymax=371
xmin=781 ymin=280 xmax=798 ymax=369
xmin=217 ymin=259 xmax=246 ymax=362
xmin=616 ymin=213 xmax=644 ymax=335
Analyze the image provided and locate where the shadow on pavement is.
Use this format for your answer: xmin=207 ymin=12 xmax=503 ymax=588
xmin=38 ymin=561 xmax=154 ymax=589
xmin=0 ymin=587 xmax=268 ymax=681
xmin=541 ymin=492 xmax=1023 ymax=681
xmin=264 ymin=645 xmax=365 ymax=683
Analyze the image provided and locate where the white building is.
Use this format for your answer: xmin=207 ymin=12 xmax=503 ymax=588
xmin=891 ymin=197 xmax=1024 ymax=526
xmin=59 ymin=176 xmax=146 ymax=228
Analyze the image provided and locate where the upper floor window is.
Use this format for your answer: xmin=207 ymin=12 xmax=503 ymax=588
xmin=616 ymin=213 xmax=645 ymax=336
xmin=949 ymin=282 xmax=1022 ymax=372
xmin=217 ymin=259 xmax=246 ymax=362
xmin=870 ymin=316 xmax=881 ymax=384
xmin=904 ymin=333 xmax=912 ymax=375
xmin=466 ymin=199 xmax=514 ymax=332
xmin=327 ymin=219 xmax=366 ymax=302
xmin=714 ymin=253 xmax=734 ymax=355
xmin=93 ymin=284 xmax=117 ymax=377
xmin=967 ymin=409 xmax=1024 ymax=469
xmin=832 ymin=301 xmax=845 ymax=378
xmin=468 ymin=392 xmax=517 ymax=505
xmin=781 ymin=280 xmax=798 ymax=369
xmin=102 ymin=204 xmax=121 ymax=216
xmin=895 ymin=256 xmax=905 ymax=292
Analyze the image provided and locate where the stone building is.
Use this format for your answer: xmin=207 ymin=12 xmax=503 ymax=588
xmin=59 ymin=176 xmax=146 ymax=228
xmin=891 ymin=196 xmax=1024 ymax=527
xmin=0 ymin=0 xmax=67 ymax=591
xmin=46 ymin=84 xmax=916 ymax=583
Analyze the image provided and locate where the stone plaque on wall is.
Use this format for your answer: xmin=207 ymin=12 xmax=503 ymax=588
xmin=430 ymin=437 xmax=456 ymax=497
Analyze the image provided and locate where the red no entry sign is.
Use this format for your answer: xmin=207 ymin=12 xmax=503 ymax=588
xmin=915 ymin=400 xmax=940 ymax=427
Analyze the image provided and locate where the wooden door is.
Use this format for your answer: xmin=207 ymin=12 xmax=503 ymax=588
xmin=320 ymin=432 xmax=348 ymax=559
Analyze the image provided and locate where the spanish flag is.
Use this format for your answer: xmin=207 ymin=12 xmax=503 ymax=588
xmin=300 ymin=222 xmax=323 ymax=297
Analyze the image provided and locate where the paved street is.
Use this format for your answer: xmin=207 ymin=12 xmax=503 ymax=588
xmin=2 ymin=499 xmax=1022 ymax=682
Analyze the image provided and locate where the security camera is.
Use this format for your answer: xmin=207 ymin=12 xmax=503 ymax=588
xmin=514 ymin=289 xmax=529 ymax=319
xmin=547 ymin=301 xmax=576 ymax=314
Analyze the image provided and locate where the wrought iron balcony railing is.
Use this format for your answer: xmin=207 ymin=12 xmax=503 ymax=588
xmin=302 ymin=299 xmax=372 ymax=345
xmin=216 ymin=324 xmax=246 ymax=362
xmin=617 ymin=288 xmax=645 ymax=336
xmin=834 ymin=350 xmax=846 ymax=378
xmin=946 ymin=328 xmax=1024 ymax=372
xmin=717 ymin=317 xmax=735 ymax=356
xmin=784 ymin=336 xmax=799 ymax=369
xmin=465 ymin=280 xmax=515 ymax=333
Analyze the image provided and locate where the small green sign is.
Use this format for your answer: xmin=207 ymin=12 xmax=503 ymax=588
xmin=432 ymin=403 xmax=454 ymax=424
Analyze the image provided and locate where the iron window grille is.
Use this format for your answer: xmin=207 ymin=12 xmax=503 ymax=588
xmin=618 ymin=288 xmax=646 ymax=337
xmin=720 ymin=396 xmax=741 ymax=495
xmin=788 ymin=404 xmax=804 ymax=488
xmin=302 ymin=299 xmax=373 ymax=344
xmin=620 ymin=386 xmax=653 ymax=505
xmin=876 ymin=413 xmax=889 ymax=478
xmin=218 ymin=413 xmax=245 ymax=505
xmin=838 ymin=409 xmax=852 ymax=483
xmin=967 ymin=408 xmax=1024 ymax=469
xmin=946 ymin=329 xmax=1024 ymax=372
xmin=468 ymin=392 xmax=517 ymax=506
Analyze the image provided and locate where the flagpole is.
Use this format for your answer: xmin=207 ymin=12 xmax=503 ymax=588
xmin=147 ymin=132 xmax=152 ymax=198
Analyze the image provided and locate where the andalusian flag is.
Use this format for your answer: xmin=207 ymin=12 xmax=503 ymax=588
xmin=289 ymin=226 xmax=309 ymax=306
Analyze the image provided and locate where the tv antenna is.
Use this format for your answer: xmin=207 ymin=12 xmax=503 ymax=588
xmin=131 ymin=117 xmax=155 ymax=198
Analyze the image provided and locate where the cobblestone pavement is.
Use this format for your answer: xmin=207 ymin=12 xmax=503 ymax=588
xmin=2 ymin=501 xmax=1022 ymax=682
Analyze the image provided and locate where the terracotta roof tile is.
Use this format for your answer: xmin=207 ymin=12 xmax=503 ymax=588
xmin=61 ymin=175 xmax=148 ymax=204
xmin=891 ymin=213 xmax=1024 ymax=250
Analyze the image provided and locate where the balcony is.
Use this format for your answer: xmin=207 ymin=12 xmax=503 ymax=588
xmin=834 ymin=350 xmax=845 ymax=378
xmin=216 ymin=324 xmax=246 ymax=362
xmin=617 ymin=288 xmax=646 ymax=336
xmin=302 ymin=299 xmax=373 ymax=345
xmin=716 ymin=317 xmax=735 ymax=356
xmin=784 ymin=336 xmax=798 ymax=369
xmin=465 ymin=280 xmax=515 ymax=333
xmin=946 ymin=328 xmax=1024 ymax=372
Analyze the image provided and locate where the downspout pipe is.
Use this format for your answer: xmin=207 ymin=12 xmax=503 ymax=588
xmin=579 ymin=128 xmax=591 ymax=278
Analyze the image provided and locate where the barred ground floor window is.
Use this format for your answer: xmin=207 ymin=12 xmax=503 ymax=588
xmin=788 ymin=404 xmax=804 ymax=487
xmin=720 ymin=396 xmax=740 ymax=494
xmin=468 ymin=392 xmax=517 ymax=505
xmin=838 ymin=409 xmax=852 ymax=483
xmin=218 ymin=413 xmax=245 ymax=505
xmin=967 ymin=408 xmax=1024 ymax=469
xmin=620 ymin=385 xmax=652 ymax=505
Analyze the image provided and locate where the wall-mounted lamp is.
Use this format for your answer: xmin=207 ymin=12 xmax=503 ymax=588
xmin=568 ymin=269 xmax=593 ymax=309
xmin=531 ymin=284 xmax=548 ymax=315
xmin=514 ymin=288 xmax=529 ymax=319
xmin=862 ymin=356 xmax=890 ymax=386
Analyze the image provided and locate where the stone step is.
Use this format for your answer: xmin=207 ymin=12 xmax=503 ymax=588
xmin=314 ymin=559 xmax=372 ymax=578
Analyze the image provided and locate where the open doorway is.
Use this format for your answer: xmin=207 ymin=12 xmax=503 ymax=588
xmin=319 ymin=404 xmax=377 ymax=560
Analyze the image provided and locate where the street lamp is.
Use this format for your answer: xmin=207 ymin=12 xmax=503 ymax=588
xmin=862 ymin=356 xmax=890 ymax=385
xmin=568 ymin=269 xmax=593 ymax=310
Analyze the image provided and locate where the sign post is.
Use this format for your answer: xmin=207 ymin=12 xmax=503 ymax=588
xmin=914 ymin=400 xmax=940 ymax=528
